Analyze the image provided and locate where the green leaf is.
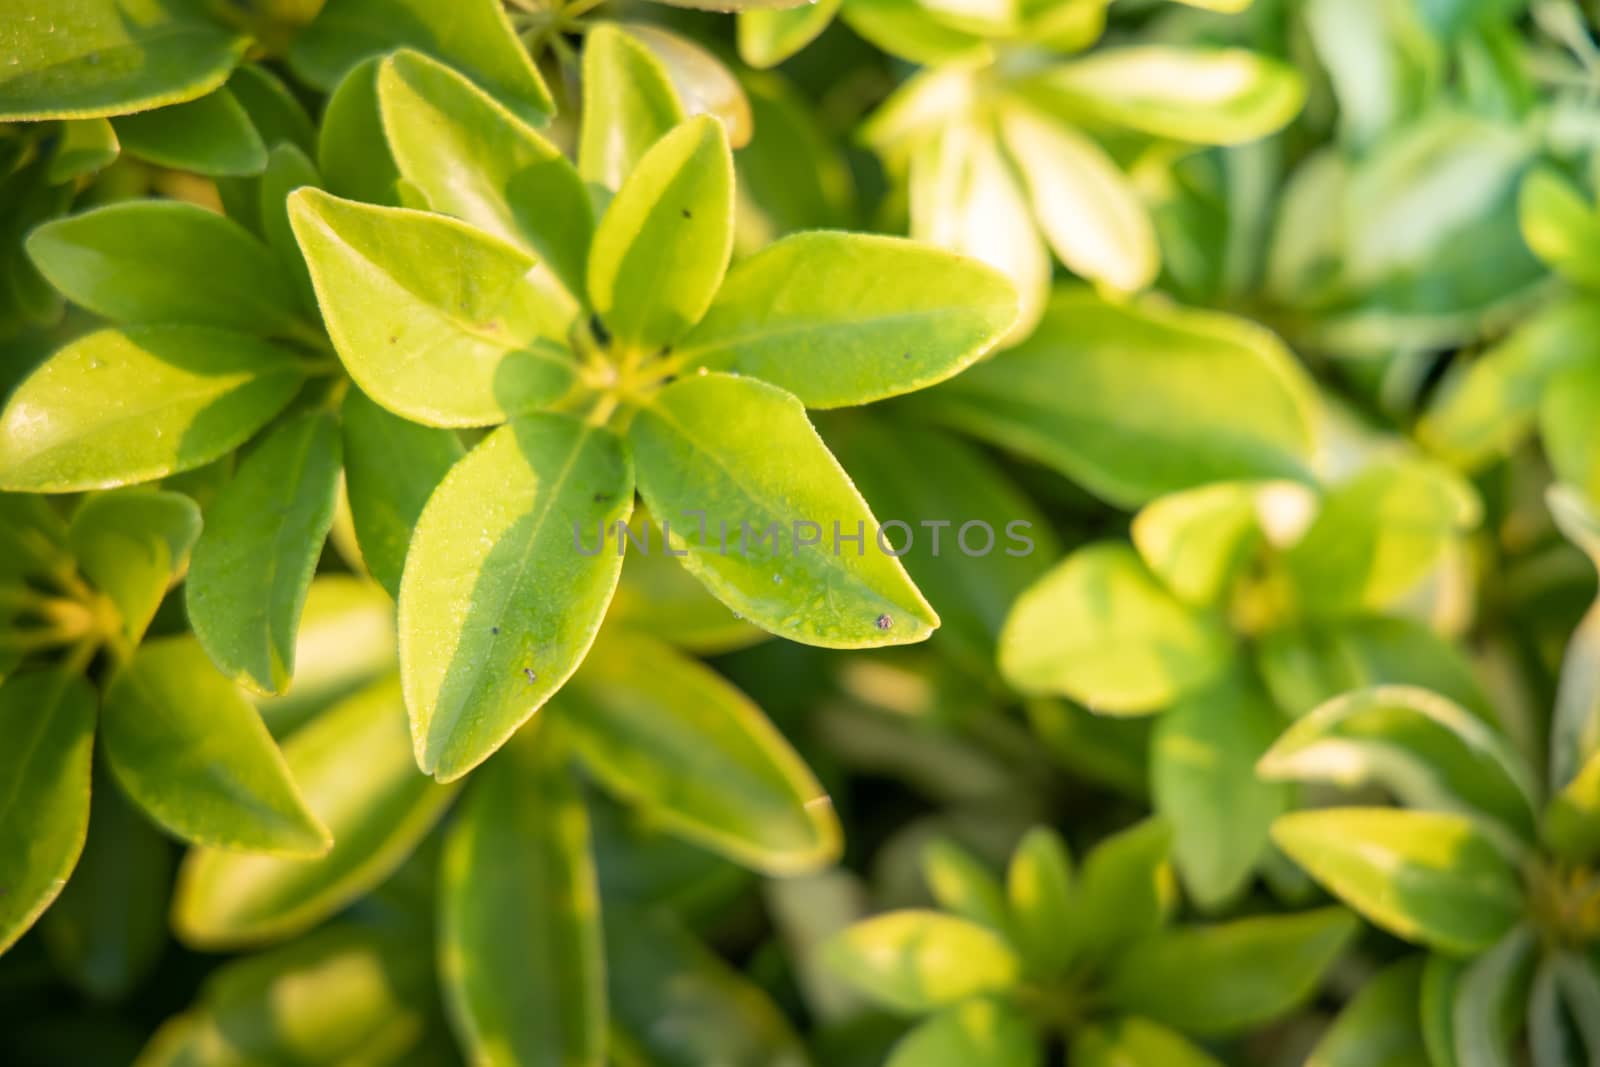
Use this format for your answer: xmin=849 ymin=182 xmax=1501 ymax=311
xmin=1519 ymin=167 xmax=1600 ymax=290
xmin=1067 ymin=817 xmax=1176 ymax=965
xmin=624 ymin=25 xmax=754 ymax=150
xmin=1257 ymin=686 xmax=1538 ymax=846
xmin=40 ymin=775 xmax=172 ymax=1001
xmin=578 ymin=24 xmax=686 ymax=192
xmin=1542 ymin=746 xmax=1600 ymax=864
xmin=227 ymin=62 xmax=316 ymax=156
xmin=913 ymin=287 xmax=1318 ymax=507
xmin=739 ymin=0 xmax=844 ymax=69
xmin=604 ymin=511 xmax=767 ymax=654
xmin=1419 ymin=299 xmax=1600 ymax=470
xmin=187 ymin=412 xmax=342 ymax=695
xmin=1154 ymin=673 xmax=1292 ymax=907
xmin=378 ymin=49 xmax=592 ymax=304
xmin=997 ymin=102 xmax=1158 ymax=292
xmin=67 ymin=488 xmax=201 ymax=642
xmin=1072 ymin=1017 xmax=1225 ymax=1067
xmin=0 ymin=670 xmax=95 ymax=955
xmin=317 ymin=57 xmax=403 ymax=206
xmin=671 ymin=232 xmax=1017 ymax=408
xmin=1102 ymin=908 xmax=1358 ymax=1035
xmin=841 ymin=0 xmax=993 ymax=66
xmin=287 ymin=0 xmax=553 ymax=125
xmin=138 ymin=922 xmax=439 ymax=1065
xmin=253 ymin=575 xmax=398 ymax=738
xmin=1540 ymin=357 xmax=1600 ymax=505
xmin=0 ymin=0 xmax=247 ymax=122
xmin=606 ymin=908 xmax=811 ymax=1067
xmin=113 ymin=87 xmax=266 ymax=177
xmin=1007 ymin=826 xmax=1075 ymax=978
xmin=340 ymin=388 xmax=463 ymax=599
xmin=0 ymin=325 xmax=303 ymax=493
xmin=1307 ymin=956 xmax=1430 ymax=1067
xmin=886 ymin=999 xmax=1040 ymax=1067
xmin=921 ymin=836 xmax=1010 ymax=931
xmin=1451 ymin=925 xmax=1535 ymax=1067
xmin=100 ymin=636 xmax=329 ymax=856
xmin=1281 ymin=460 xmax=1478 ymax=618
xmin=1422 ymin=956 xmax=1465 ymax=1067
xmin=173 ymin=677 xmax=459 ymax=948
xmin=822 ymin=910 xmax=1022 ymax=1014
xmin=400 ymin=415 xmax=633 ymax=782
xmin=28 ymin=199 xmax=305 ymax=338
xmin=1270 ymin=807 xmax=1525 ymax=954
xmin=46 ymin=117 xmax=120 ymax=184
xmin=256 ymin=143 xmax=322 ymax=315
xmin=439 ymin=729 xmax=604 ymax=1067
xmin=290 ymin=188 xmax=577 ymax=427
xmin=587 ymin=114 xmax=734 ymax=356
xmin=1022 ymin=46 xmax=1305 ymax=145
xmin=559 ymin=629 xmax=840 ymax=874
xmin=998 ymin=542 xmax=1232 ymax=714
xmin=629 ymin=372 xmax=938 ymax=649
xmin=1132 ymin=480 xmax=1305 ymax=607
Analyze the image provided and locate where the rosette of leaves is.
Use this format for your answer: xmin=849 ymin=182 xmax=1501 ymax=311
xmin=992 ymin=428 xmax=1483 ymax=907
xmin=1264 ymin=0 xmax=1581 ymax=361
xmin=1263 ymin=492 xmax=1600 ymax=1065
xmin=763 ymin=0 xmax=1305 ymax=333
xmin=821 ymin=819 xmax=1357 ymax=1065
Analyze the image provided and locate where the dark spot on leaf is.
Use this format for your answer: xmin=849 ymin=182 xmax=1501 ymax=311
xmin=681 ymin=208 xmax=692 ymax=219
xmin=491 ymin=627 xmax=500 ymax=635
xmin=593 ymin=492 xmax=608 ymax=503
xmin=875 ymin=614 xmax=893 ymax=631
xmin=902 ymin=351 xmax=911 ymax=360
xmin=523 ymin=667 xmax=538 ymax=685
xmin=590 ymin=315 xmax=611 ymax=346
xmin=388 ymin=335 xmax=397 ymax=344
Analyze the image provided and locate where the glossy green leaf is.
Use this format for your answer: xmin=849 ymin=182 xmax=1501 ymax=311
xmin=288 ymin=0 xmax=553 ymax=125
xmin=1131 ymin=480 xmax=1305 ymax=606
xmin=187 ymin=412 xmax=342 ymax=695
xmin=914 ymin=287 xmax=1319 ymax=507
xmin=739 ymin=0 xmax=844 ymax=69
xmin=1023 ymin=46 xmax=1306 ymax=145
xmin=1154 ymin=673 xmax=1291 ymax=907
xmin=629 ymin=372 xmax=938 ymax=648
xmin=378 ymin=49 xmax=592 ymax=304
xmin=587 ymin=114 xmax=734 ymax=355
xmin=101 ymin=637 xmax=328 ymax=856
xmin=340 ymin=388 xmax=462 ymax=599
xmin=999 ymin=542 xmax=1232 ymax=714
xmin=0 ymin=0 xmax=247 ymax=122
xmin=1068 ymin=817 xmax=1176 ymax=965
xmin=0 ymin=670 xmax=95 ymax=955
xmin=921 ymin=836 xmax=1010 ymax=931
xmin=886 ymin=999 xmax=1039 ymax=1067
xmin=1072 ymin=1018 xmax=1225 ymax=1067
xmin=1006 ymin=826 xmax=1074 ymax=978
xmin=998 ymin=102 xmax=1158 ymax=292
xmin=113 ymin=87 xmax=266 ymax=177
xmin=1519 ymin=167 xmax=1600 ymax=290
xmin=253 ymin=575 xmax=398 ymax=737
xmin=439 ymin=729 xmax=604 ymax=1067
xmin=67 ymin=488 xmax=201 ymax=642
xmin=46 ymin=117 xmax=120 ymax=184
xmin=1102 ymin=908 xmax=1358 ymax=1034
xmin=672 ymin=231 xmax=1016 ymax=408
xmin=1282 ymin=460 xmax=1478 ymax=618
xmin=0 ymin=325 xmax=303 ymax=493
xmin=560 ymin=629 xmax=840 ymax=874
xmin=822 ymin=910 xmax=1021 ymax=1014
xmin=1306 ymin=956 xmax=1430 ymax=1067
xmin=27 ymin=200 xmax=304 ymax=335
xmin=173 ymin=677 xmax=459 ymax=948
xmin=138 ymin=922 xmax=439 ymax=1066
xmin=625 ymin=25 xmax=754 ymax=150
xmin=400 ymin=416 xmax=633 ymax=781
xmin=40 ymin=775 xmax=172 ymax=1001
xmin=1271 ymin=807 xmax=1525 ymax=954
xmin=606 ymin=908 xmax=810 ymax=1067
xmin=1258 ymin=686 xmax=1538 ymax=845
xmin=290 ymin=188 xmax=577 ymax=426
xmin=578 ymin=24 xmax=686 ymax=192
xmin=841 ymin=0 xmax=993 ymax=66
